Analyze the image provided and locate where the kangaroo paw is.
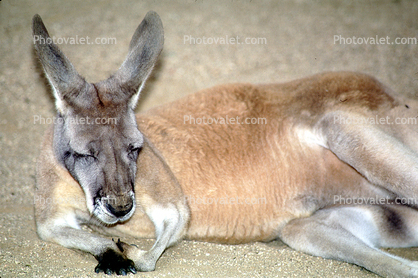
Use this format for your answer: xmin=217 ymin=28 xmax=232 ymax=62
xmin=94 ymin=248 xmax=137 ymax=275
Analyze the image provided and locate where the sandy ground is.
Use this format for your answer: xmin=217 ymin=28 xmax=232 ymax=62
xmin=1 ymin=0 xmax=418 ymax=277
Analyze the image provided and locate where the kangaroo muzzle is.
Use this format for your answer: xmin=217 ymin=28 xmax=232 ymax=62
xmin=94 ymin=191 xmax=136 ymax=224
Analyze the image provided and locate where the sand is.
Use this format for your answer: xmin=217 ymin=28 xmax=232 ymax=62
xmin=1 ymin=0 xmax=418 ymax=277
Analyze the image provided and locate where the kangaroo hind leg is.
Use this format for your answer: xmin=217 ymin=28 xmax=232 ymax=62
xmin=279 ymin=205 xmax=418 ymax=278
xmin=317 ymin=111 xmax=418 ymax=200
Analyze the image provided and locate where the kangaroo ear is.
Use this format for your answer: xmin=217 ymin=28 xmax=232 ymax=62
xmin=32 ymin=14 xmax=90 ymax=113
xmin=101 ymin=11 xmax=164 ymax=109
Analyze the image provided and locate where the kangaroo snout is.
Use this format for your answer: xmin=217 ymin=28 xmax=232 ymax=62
xmin=103 ymin=194 xmax=135 ymax=218
xmin=94 ymin=191 xmax=136 ymax=224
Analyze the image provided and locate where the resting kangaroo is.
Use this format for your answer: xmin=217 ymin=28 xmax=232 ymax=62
xmin=33 ymin=11 xmax=418 ymax=277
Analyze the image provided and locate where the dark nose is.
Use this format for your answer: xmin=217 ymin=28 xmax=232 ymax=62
xmin=104 ymin=196 xmax=134 ymax=218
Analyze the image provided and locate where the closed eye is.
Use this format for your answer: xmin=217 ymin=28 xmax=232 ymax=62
xmin=73 ymin=151 xmax=96 ymax=163
xmin=74 ymin=152 xmax=93 ymax=158
xmin=127 ymin=145 xmax=141 ymax=161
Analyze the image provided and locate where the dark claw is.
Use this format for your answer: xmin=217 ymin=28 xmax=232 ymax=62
xmin=115 ymin=238 xmax=128 ymax=252
xmin=115 ymin=238 xmax=139 ymax=253
xmin=94 ymin=265 xmax=101 ymax=274
xmin=118 ymin=269 xmax=127 ymax=276
xmin=129 ymin=265 xmax=137 ymax=274
xmin=94 ymin=248 xmax=136 ymax=275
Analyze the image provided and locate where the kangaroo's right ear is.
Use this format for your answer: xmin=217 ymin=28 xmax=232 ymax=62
xmin=100 ymin=11 xmax=164 ymax=109
xmin=32 ymin=14 xmax=90 ymax=114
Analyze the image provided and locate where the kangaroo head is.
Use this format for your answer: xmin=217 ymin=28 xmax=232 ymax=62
xmin=33 ymin=11 xmax=164 ymax=225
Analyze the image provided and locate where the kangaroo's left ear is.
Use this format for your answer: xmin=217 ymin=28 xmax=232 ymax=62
xmin=99 ymin=11 xmax=164 ymax=109
xmin=32 ymin=14 xmax=92 ymax=113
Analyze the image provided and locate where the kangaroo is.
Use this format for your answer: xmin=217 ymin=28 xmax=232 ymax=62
xmin=33 ymin=11 xmax=418 ymax=277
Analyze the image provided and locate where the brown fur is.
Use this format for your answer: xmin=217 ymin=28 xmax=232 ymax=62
xmin=33 ymin=11 xmax=418 ymax=277
xmin=135 ymin=72 xmax=410 ymax=243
